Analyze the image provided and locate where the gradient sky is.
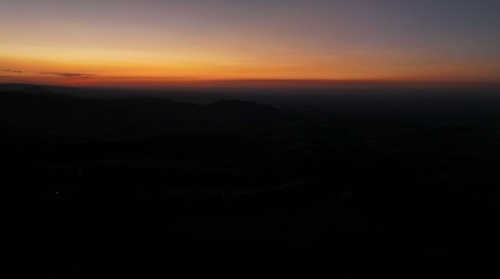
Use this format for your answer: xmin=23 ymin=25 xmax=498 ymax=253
xmin=1 ymin=0 xmax=500 ymax=88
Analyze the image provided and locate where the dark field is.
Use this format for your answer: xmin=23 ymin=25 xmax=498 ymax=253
xmin=2 ymin=84 xmax=500 ymax=276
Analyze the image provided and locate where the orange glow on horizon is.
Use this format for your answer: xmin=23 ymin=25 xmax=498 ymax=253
xmin=1 ymin=31 xmax=499 ymax=89
xmin=1 ymin=1 xmax=499 ymax=90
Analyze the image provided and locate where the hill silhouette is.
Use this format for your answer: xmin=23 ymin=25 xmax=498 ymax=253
xmin=0 ymin=86 xmax=284 ymax=142
xmin=3 ymin=84 xmax=500 ymax=275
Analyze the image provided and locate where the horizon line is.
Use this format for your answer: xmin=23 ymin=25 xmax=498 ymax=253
xmin=2 ymin=79 xmax=500 ymax=91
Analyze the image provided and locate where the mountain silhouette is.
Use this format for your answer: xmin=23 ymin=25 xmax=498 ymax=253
xmin=4 ymin=83 xmax=500 ymax=274
xmin=0 ymin=86 xmax=284 ymax=141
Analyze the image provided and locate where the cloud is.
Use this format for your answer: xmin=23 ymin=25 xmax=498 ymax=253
xmin=39 ymin=72 xmax=95 ymax=78
xmin=3 ymin=70 xmax=95 ymax=78
xmin=3 ymin=69 xmax=24 ymax=73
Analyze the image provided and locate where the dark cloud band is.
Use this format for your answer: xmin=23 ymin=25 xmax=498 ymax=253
xmin=39 ymin=72 xmax=95 ymax=78
xmin=3 ymin=69 xmax=24 ymax=74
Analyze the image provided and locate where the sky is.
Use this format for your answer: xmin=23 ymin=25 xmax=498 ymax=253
xmin=1 ymin=0 xmax=500 ymax=89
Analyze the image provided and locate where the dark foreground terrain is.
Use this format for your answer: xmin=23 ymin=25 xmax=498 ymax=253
xmin=2 ymin=84 xmax=500 ymax=276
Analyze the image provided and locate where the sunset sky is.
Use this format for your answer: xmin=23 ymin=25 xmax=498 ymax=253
xmin=1 ymin=0 xmax=500 ymax=89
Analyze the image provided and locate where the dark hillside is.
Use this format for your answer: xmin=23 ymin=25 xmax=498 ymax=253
xmin=2 ymin=86 xmax=500 ymax=275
